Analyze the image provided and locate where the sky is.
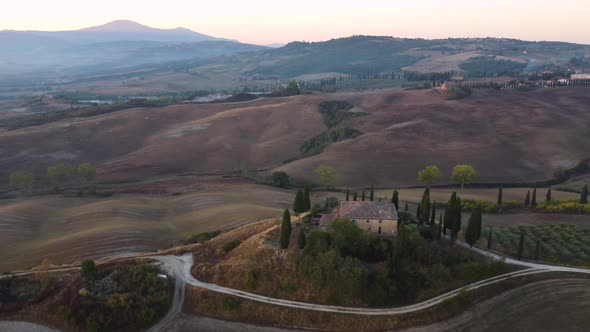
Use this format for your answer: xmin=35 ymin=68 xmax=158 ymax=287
xmin=1 ymin=0 xmax=589 ymax=45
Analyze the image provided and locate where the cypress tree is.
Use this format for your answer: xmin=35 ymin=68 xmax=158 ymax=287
xmin=487 ymin=227 xmax=493 ymax=249
xmin=370 ymin=185 xmax=374 ymax=201
xmin=531 ymin=187 xmax=537 ymax=207
xmin=453 ymin=195 xmax=462 ymax=235
xmin=280 ymin=209 xmax=292 ymax=249
xmin=430 ymin=201 xmax=436 ymax=225
xmin=392 ymin=190 xmax=399 ymax=211
xmin=437 ymin=213 xmax=443 ymax=240
xmin=362 ymin=191 xmax=365 ymax=201
xmin=524 ymin=190 xmax=530 ymax=207
xmin=297 ymin=228 xmax=306 ymax=249
xmin=346 ymin=187 xmax=350 ymax=201
xmin=497 ymin=186 xmax=503 ymax=206
xmin=546 ymin=189 xmax=552 ymax=203
xmin=404 ymin=202 xmax=408 ymax=211
xmin=419 ymin=188 xmax=431 ymax=223
xmin=303 ymin=184 xmax=311 ymax=211
xmin=582 ymin=184 xmax=588 ymax=204
xmin=293 ymin=189 xmax=305 ymax=215
xmin=353 ymin=192 xmax=358 ymax=201
xmin=465 ymin=206 xmax=482 ymax=247
xmin=517 ymin=230 xmax=525 ymax=260
xmin=442 ymin=211 xmax=448 ymax=236
xmin=416 ymin=203 xmax=421 ymax=220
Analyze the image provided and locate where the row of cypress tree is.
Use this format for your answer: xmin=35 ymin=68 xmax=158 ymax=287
xmin=345 ymin=185 xmax=376 ymax=202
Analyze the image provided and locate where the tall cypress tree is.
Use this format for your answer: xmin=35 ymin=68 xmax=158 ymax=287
xmin=303 ymin=184 xmax=311 ymax=211
xmin=450 ymin=194 xmax=462 ymax=243
xmin=437 ymin=213 xmax=443 ymax=240
xmin=370 ymin=185 xmax=374 ymax=201
xmin=531 ymin=187 xmax=537 ymax=207
xmin=534 ymin=239 xmax=540 ymax=261
xmin=582 ymin=184 xmax=588 ymax=204
xmin=346 ymin=187 xmax=350 ymax=201
xmin=361 ymin=191 xmax=365 ymax=201
xmin=524 ymin=190 xmax=530 ymax=207
xmin=465 ymin=206 xmax=482 ymax=247
xmin=392 ymin=190 xmax=399 ymax=211
xmin=420 ymin=188 xmax=431 ymax=223
xmin=430 ymin=201 xmax=436 ymax=225
xmin=293 ymin=189 xmax=304 ymax=215
xmin=442 ymin=211 xmax=448 ymax=236
xmin=353 ymin=192 xmax=358 ymax=201
xmin=280 ymin=209 xmax=292 ymax=249
xmin=546 ymin=189 xmax=552 ymax=203
xmin=497 ymin=186 xmax=503 ymax=206
xmin=487 ymin=227 xmax=493 ymax=249
xmin=517 ymin=230 xmax=525 ymax=260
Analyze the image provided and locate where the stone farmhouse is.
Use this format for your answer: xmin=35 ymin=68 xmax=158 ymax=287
xmin=320 ymin=201 xmax=399 ymax=236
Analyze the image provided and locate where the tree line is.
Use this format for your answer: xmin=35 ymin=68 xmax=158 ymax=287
xmin=7 ymin=162 xmax=97 ymax=195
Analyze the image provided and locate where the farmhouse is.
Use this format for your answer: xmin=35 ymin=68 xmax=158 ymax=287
xmin=320 ymin=201 xmax=399 ymax=236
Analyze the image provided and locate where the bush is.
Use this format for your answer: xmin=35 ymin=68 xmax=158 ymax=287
xmin=222 ymin=296 xmax=241 ymax=311
xmin=80 ymin=260 xmax=98 ymax=280
xmin=223 ymin=240 xmax=242 ymax=252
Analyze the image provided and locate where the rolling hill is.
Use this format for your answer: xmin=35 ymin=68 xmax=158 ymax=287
xmin=0 ymin=87 xmax=589 ymax=189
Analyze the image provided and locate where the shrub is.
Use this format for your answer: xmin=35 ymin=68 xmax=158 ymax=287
xmin=222 ymin=297 xmax=241 ymax=311
xmin=80 ymin=260 xmax=97 ymax=280
xmin=223 ymin=240 xmax=242 ymax=252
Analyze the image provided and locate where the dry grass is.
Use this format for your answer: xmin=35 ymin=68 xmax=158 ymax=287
xmin=0 ymin=184 xmax=294 ymax=272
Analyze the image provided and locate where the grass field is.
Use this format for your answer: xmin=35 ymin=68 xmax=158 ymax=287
xmin=0 ymin=183 xmax=294 ymax=272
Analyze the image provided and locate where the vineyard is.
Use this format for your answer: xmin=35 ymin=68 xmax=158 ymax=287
xmin=483 ymin=224 xmax=590 ymax=266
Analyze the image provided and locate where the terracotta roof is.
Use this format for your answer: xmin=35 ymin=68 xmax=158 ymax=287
xmin=338 ymin=201 xmax=398 ymax=220
xmin=319 ymin=213 xmax=334 ymax=228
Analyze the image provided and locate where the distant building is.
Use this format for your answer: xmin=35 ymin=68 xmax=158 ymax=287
xmin=571 ymin=74 xmax=590 ymax=80
xmin=320 ymin=201 xmax=399 ymax=236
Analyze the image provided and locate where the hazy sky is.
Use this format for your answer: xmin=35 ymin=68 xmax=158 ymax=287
xmin=2 ymin=0 xmax=589 ymax=45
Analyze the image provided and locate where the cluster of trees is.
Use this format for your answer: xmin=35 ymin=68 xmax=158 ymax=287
xmin=344 ymin=185 xmax=377 ymax=202
xmin=280 ymin=185 xmax=312 ymax=249
xmin=7 ymin=162 xmax=97 ymax=195
xmin=417 ymin=165 xmax=478 ymax=188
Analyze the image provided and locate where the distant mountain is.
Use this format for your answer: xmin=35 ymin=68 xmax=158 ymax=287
xmin=0 ymin=20 xmax=257 ymax=75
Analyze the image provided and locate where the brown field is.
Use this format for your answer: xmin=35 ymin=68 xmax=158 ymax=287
xmin=1 ymin=87 xmax=590 ymax=190
xmin=0 ymin=183 xmax=294 ymax=272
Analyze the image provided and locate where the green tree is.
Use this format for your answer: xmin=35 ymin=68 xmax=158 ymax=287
xmin=582 ymin=184 xmax=588 ymax=204
xmin=9 ymin=171 xmax=34 ymax=194
xmin=437 ymin=213 xmax=443 ymax=240
xmin=430 ymin=201 xmax=436 ymax=225
xmin=517 ymin=230 xmax=525 ymax=260
xmin=280 ymin=209 xmax=292 ymax=249
xmin=346 ymin=187 xmax=350 ymax=201
xmin=47 ymin=163 xmax=74 ymax=191
xmin=534 ymin=239 xmax=541 ymax=261
xmin=297 ymin=228 xmax=307 ymax=249
xmin=418 ymin=165 xmax=442 ymax=187
xmin=487 ymin=227 xmax=493 ymax=249
xmin=271 ymin=171 xmax=290 ymax=188
xmin=353 ymin=192 xmax=358 ymax=201
xmin=531 ymin=187 xmax=537 ymax=207
xmin=81 ymin=259 xmax=97 ymax=280
xmin=497 ymin=186 xmax=503 ymax=206
xmin=78 ymin=163 xmax=97 ymax=182
xmin=465 ymin=206 xmax=482 ymax=247
xmin=293 ymin=189 xmax=305 ymax=215
xmin=391 ymin=190 xmax=399 ymax=211
xmin=361 ymin=191 xmax=365 ymax=201
xmin=451 ymin=165 xmax=478 ymax=188
xmin=370 ymin=185 xmax=374 ymax=201
xmin=315 ymin=166 xmax=337 ymax=187
xmin=419 ymin=188 xmax=431 ymax=223
xmin=524 ymin=190 xmax=530 ymax=207
xmin=546 ymin=189 xmax=552 ymax=203
xmin=303 ymin=184 xmax=311 ymax=211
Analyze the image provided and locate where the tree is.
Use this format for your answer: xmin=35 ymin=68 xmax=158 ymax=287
xmin=534 ymin=239 xmax=541 ymax=261
xmin=451 ymin=165 xmax=478 ymax=188
xmin=437 ymin=213 xmax=443 ymax=240
xmin=47 ymin=163 xmax=74 ymax=191
xmin=517 ymin=230 xmax=525 ymax=260
xmin=271 ymin=171 xmax=290 ymax=188
xmin=546 ymin=189 xmax=552 ymax=203
xmin=9 ymin=171 xmax=34 ymax=194
xmin=416 ymin=203 xmax=421 ymax=220
xmin=361 ymin=191 xmax=365 ymax=201
xmin=418 ymin=165 xmax=442 ymax=187
xmin=370 ymin=185 xmax=374 ymax=201
xmin=582 ymin=184 xmax=588 ymax=204
xmin=297 ymin=228 xmax=307 ymax=249
xmin=524 ymin=190 xmax=530 ymax=207
xmin=315 ymin=166 xmax=337 ymax=187
xmin=497 ymin=186 xmax=503 ymax=206
xmin=81 ymin=259 xmax=97 ymax=279
xmin=346 ymin=187 xmax=350 ymax=201
xmin=430 ymin=201 xmax=436 ymax=225
xmin=78 ymin=163 xmax=97 ymax=183
xmin=280 ymin=209 xmax=292 ymax=249
xmin=531 ymin=187 xmax=537 ymax=207
xmin=451 ymin=196 xmax=462 ymax=242
xmin=391 ymin=190 xmax=399 ymax=211
xmin=353 ymin=192 xmax=358 ymax=201
xmin=419 ymin=188 xmax=431 ymax=223
xmin=465 ymin=206 xmax=482 ymax=247
xmin=487 ymin=227 xmax=493 ymax=249
xmin=293 ymin=189 xmax=305 ymax=215
xmin=404 ymin=202 xmax=408 ymax=211
xmin=303 ymin=184 xmax=311 ymax=211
